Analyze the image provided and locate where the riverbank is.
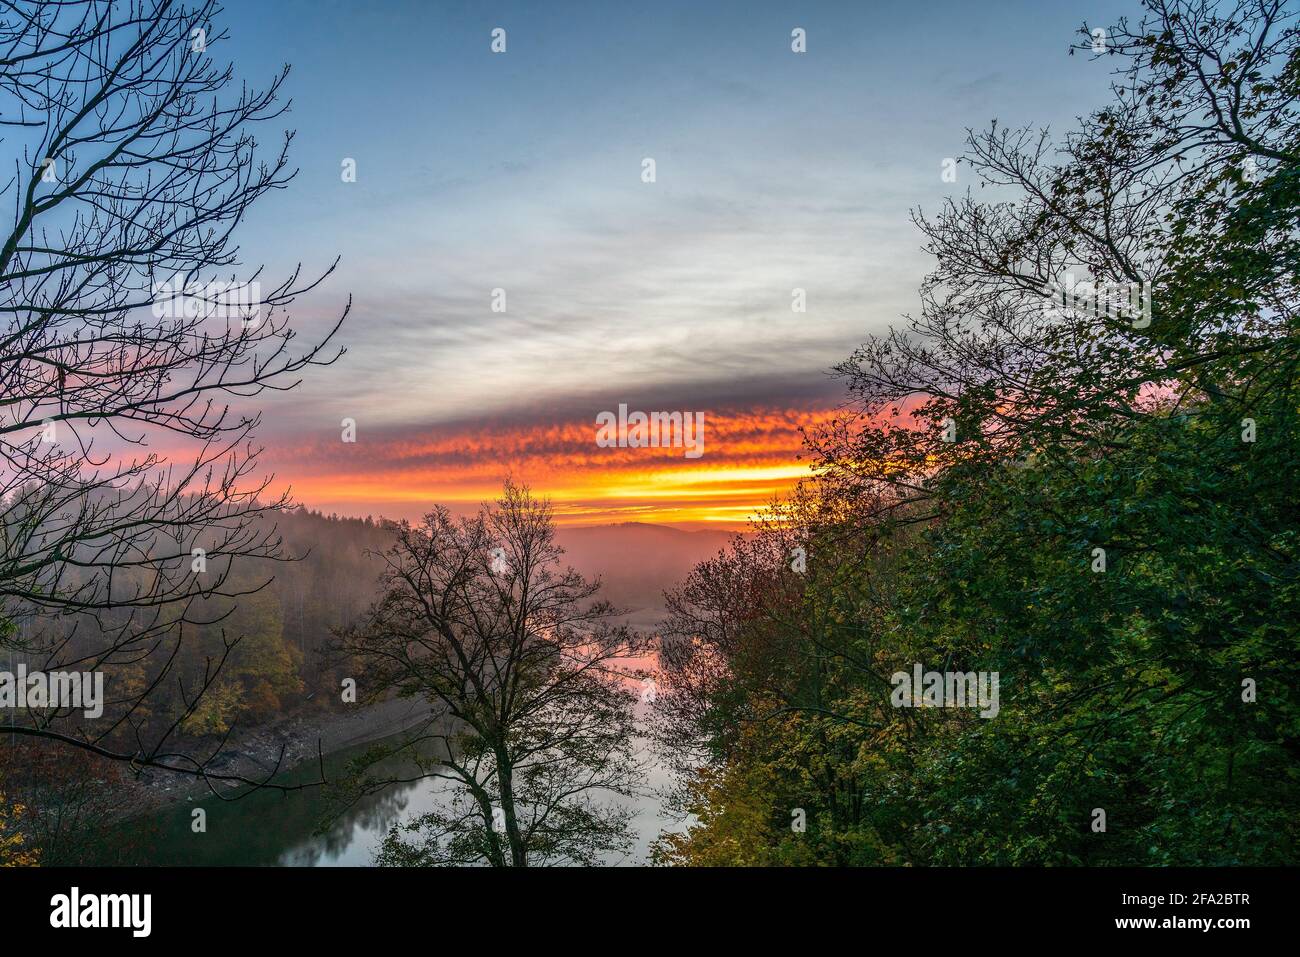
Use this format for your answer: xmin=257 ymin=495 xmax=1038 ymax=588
xmin=127 ymin=696 xmax=435 ymax=810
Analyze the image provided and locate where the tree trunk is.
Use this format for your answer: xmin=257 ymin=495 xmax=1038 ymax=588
xmin=494 ymin=748 xmax=528 ymax=867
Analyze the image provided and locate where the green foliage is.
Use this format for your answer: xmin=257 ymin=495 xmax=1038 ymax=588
xmin=656 ymin=0 xmax=1300 ymax=867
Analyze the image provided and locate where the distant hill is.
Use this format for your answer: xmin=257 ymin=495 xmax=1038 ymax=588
xmin=555 ymin=523 xmax=737 ymax=628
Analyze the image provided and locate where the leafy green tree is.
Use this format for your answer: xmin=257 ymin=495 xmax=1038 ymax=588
xmin=655 ymin=0 xmax=1300 ymax=866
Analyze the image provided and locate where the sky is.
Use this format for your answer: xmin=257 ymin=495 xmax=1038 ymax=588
xmin=209 ymin=0 xmax=1136 ymax=527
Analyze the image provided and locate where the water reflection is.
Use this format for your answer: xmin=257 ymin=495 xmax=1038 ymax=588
xmin=102 ymin=728 xmax=678 ymax=866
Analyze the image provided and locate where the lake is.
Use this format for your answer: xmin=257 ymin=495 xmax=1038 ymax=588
xmin=98 ymin=728 xmax=678 ymax=866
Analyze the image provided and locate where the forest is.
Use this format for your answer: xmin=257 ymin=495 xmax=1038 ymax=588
xmin=647 ymin=2 xmax=1300 ymax=865
xmin=1 ymin=0 xmax=1297 ymax=872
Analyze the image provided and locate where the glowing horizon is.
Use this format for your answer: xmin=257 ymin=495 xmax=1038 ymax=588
xmin=260 ymin=405 xmax=835 ymax=529
xmin=202 ymin=0 xmax=1118 ymax=532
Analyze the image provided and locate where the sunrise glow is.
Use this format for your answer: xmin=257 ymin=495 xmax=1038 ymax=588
xmin=263 ymin=406 xmax=835 ymax=528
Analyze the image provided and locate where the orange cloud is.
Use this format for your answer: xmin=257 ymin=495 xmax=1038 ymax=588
xmin=262 ymin=405 xmax=837 ymax=528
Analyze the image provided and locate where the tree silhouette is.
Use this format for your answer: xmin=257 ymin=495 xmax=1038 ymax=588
xmin=338 ymin=483 xmax=645 ymax=867
xmin=0 ymin=0 xmax=347 ymax=790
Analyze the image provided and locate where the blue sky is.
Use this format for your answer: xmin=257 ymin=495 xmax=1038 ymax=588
xmin=200 ymin=0 xmax=1141 ymax=516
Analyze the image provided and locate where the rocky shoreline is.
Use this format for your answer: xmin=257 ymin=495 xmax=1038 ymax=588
xmin=125 ymin=697 xmax=434 ymax=810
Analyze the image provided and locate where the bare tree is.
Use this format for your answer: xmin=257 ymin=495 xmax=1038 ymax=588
xmin=809 ymin=0 xmax=1300 ymax=526
xmin=0 ymin=0 xmax=347 ymax=790
xmin=337 ymin=483 xmax=646 ymax=867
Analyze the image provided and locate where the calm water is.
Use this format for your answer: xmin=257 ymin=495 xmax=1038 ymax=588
xmin=102 ymin=729 xmax=676 ymax=866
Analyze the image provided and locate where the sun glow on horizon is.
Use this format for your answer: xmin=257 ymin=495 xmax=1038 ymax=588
xmin=261 ymin=407 xmax=835 ymax=528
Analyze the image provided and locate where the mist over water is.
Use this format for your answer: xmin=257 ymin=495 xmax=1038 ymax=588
xmin=104 ymin=723 xmax=677 ymax=867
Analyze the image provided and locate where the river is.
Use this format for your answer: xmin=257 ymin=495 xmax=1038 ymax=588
xmin=97 ymin=728 xmax=678 ymax=866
